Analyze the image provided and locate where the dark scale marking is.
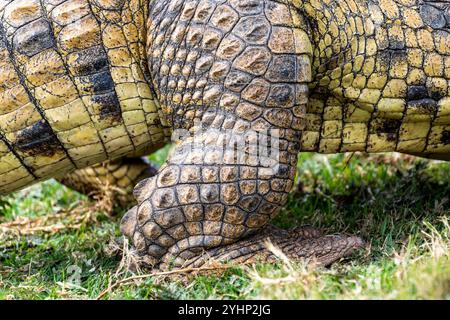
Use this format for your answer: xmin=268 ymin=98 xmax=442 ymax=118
xmin=35 ymin=0 xmax=112 ymax=162
xmin=71 ymin=46 xmax=109 ymax=76
xmin=0 ymin=133 xmax=38 ymax=179
xmin=14 ymin=120 xmax=63 ymax=157
xmin=441 ymin=130 xmax=450 ymax=145
xmin=0 ymin=32 xmax=6 ymax=50
xmin=78 ymin=71 xmax=116 ymax=94
xmin=390 ymin=50 xmax=407 ymax=63
xmin=92 ymin=92 xmax=122 ymax=121
xmin=276 ymin=165 xmax=290 ymax=178
xmin=377 ymin=50 xmax=394 ymax=71
xmin=374 ymin=119 xmax=402 ymax=135
xmin=0 ymin=20 xmax=77 ymax=170
xmin=0 ymin=30 xmax=37 ymax=178
xmin=407 ymin=86 xmax=429 ymax=101
xmin=408 ymin=99 xmax=438 ymax=113
xmin=266 ymin=55 xmax=297 ymax=82
xmin=428 ymin=87 xmax=446 ymax=101
xmin=85 ymin=0 xmax=139 ymax=151
xmin=420 ymin=4 xmax=446 ymax=29
xmin=388 ymin=39 xmax=405 ymax=50
xmin=267 ymin=85 xmax=295 ymax=107
xmin=386 ymin=132 xmax=397 ymax=142
xmin=13 ymin=19 xmax=55 ymax=57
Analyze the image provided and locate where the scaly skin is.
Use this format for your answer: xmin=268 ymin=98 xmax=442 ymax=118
xmin=293 ymin=0 xmax=450 ymax=160
xmin=0 ymin=0 xmax=166 ymax=194
xmin=57 ymin=157 xmax=158 ymax=207
xmin=0 ymin=0 xmax=448 ymax=270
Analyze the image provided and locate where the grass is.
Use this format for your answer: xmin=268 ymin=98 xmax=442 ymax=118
xmin=0 ymin=149 xmax=449 ymax=300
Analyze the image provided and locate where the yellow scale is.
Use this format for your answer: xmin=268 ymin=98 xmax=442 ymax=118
xmin=0 ymin=0 xmax=164 ymax=193
xmin=289 ymin=0 xmax=450 ymax=158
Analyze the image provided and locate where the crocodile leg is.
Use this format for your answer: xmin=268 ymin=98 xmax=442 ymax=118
xmin=120 ymin=133 xmax=363 ymax=269
xmin=58 ymin=157 xmax=158 ymax=208
xmin=120 ymin=0 xmax=364 ymax=270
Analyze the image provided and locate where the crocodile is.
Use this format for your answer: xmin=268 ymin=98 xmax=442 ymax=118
xmin=0 ymin=0 xmax=448 ymax=270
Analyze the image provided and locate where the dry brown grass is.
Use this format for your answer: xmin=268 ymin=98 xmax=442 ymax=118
xmin=0 ymin=182 xmax=116 ymax=242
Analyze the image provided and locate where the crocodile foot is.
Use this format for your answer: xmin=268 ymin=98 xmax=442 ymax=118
xmin=121 ymin=199 xmax=364 ymax=271
xmin=175 ymin=226 xmax=365 ymax=270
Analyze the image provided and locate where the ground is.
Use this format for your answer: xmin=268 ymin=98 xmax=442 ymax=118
xmin=0 ymin=148 xmax=449 ymax=300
